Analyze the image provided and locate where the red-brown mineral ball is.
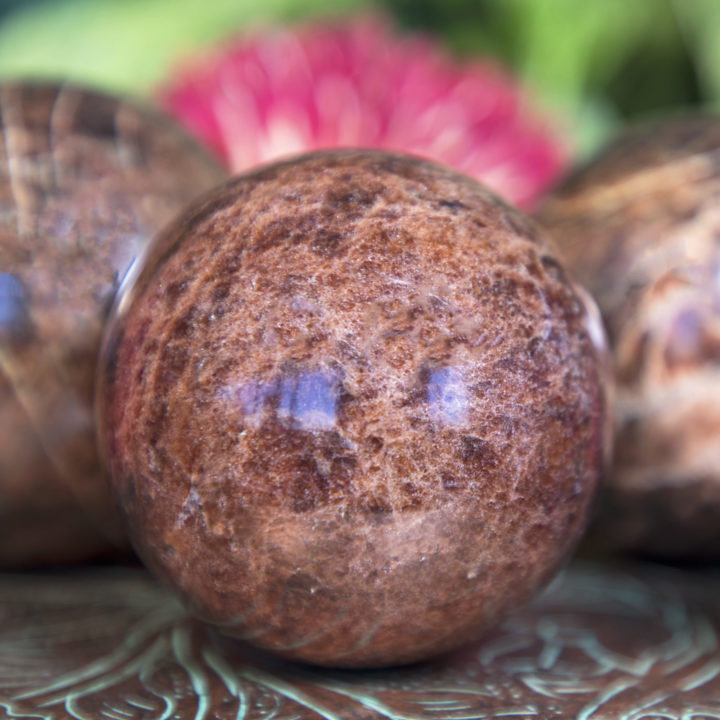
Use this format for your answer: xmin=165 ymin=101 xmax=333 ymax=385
xmin=536 ymin=114 xmax=720 ymax=558
xmin=0 ymin=83 xmax=226 ymax=566
xmin=98 ymin=150 xmax=607 ymax=667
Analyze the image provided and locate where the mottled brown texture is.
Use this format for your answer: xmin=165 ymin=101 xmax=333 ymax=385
xmin=536 ymin=113 xmax=720 ymax=558
xmin=99 ymin=150 xmax=607 ymax=667
xmin=0 ymin=83 xmax=227 ymax=566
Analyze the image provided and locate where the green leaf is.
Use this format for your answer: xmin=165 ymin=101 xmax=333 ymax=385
xmin=673 ymin=0 xmax=720 ymax=107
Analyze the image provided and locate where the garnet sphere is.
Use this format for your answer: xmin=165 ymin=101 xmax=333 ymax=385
xmin=98 ymin=150 xmax=607 ymax=667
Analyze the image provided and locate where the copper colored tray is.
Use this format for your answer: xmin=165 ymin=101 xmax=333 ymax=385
xmin=2 ymin=561 xmax=720 ymax=720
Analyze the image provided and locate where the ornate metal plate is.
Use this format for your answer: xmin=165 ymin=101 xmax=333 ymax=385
xmin=2 ymin=562 xmax=720 ymax=719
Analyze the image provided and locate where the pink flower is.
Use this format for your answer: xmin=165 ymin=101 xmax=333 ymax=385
xmin=158 ymin=17 xmax=565 ymax=209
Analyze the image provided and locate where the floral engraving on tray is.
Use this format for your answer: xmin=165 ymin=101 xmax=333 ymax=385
xmin=1 ymin=564 xmax=720 ymax=720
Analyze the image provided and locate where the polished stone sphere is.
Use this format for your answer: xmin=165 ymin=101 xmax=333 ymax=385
xmin=98 ymin=150 xmax=607 ymax=667
xmin=0 ymin=83 xmax=226 ymax=565
xmin=537 ymin=114 xmax=720 ymax=558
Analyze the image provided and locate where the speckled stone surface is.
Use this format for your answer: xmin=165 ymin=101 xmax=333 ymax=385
xmin=536 ymin=114 xmax=720 ymax=558
xmin=5 ymin=561 xmax=720 ymax=720
xmin=0 ymin=83 xmax=227 ymax=566
xmin=98 ymin=150 xmax=608 ymax=667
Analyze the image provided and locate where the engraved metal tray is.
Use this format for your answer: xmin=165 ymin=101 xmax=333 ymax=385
xmin=2 ymin=561 xmax=720 ymax=719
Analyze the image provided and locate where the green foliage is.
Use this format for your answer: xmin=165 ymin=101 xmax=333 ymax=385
xmin=0 ymin=0 xmax=367 ymax=95
xmin=673 ymin=0 xmax=720 ymax=106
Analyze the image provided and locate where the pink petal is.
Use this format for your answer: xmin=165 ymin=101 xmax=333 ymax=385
xmin=158 ymin=16 xmax=566 ymax=209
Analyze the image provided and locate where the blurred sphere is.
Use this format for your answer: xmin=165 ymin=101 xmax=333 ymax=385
xmin=0 ymin=83 xmax=226 ymax=566
xmin=537 ymin=114 xmax=720 ymax=558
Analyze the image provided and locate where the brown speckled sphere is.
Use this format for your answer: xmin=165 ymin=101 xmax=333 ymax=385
xmin=537 ymin=114 xmax=720 ymax=558
xmin=0 ymin=83 xmax=226 ymax=566
xmin=98 ymin=150 xmax=607 ymax=667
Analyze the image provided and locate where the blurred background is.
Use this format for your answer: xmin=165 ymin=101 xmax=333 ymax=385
xmin=0 ymin=0 xmax=718 ymax=161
